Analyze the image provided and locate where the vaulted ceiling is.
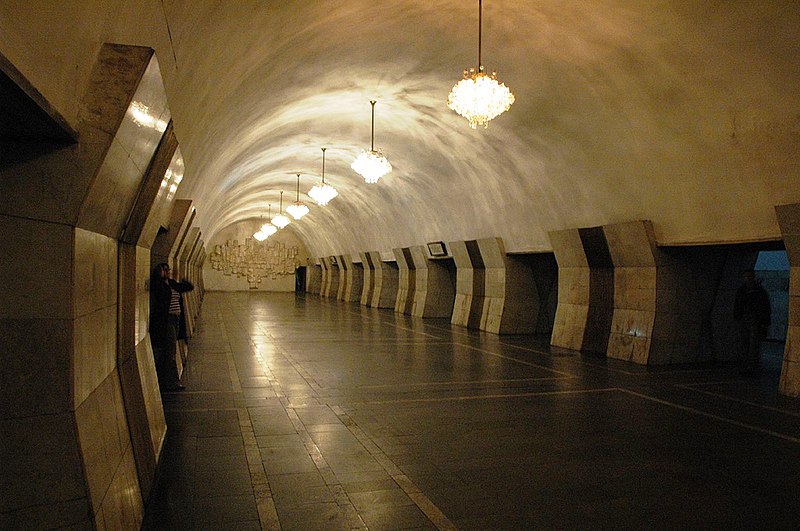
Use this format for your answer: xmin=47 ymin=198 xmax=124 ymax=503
xmin=3 ymin=1 xmax=799 ymax=256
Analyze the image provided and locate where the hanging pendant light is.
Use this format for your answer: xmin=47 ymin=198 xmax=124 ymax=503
xmin=254 ymin=205 xmax=277 ymax=240
xmin=286 ymin=173 xmax=310 ymax=220
xmin=308 ymin=147 xmax=339 ymax=206
xmin=351 ymin=100 xmax=392 ymax=183
xmin=272 ymin=191 xmax=291 ymax=229
xmin=447 ymin=0 xmax=514 ymax=129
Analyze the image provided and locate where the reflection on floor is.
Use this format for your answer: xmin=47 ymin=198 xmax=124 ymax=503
xmin=142 ymin=292 xmax=800 ymax=530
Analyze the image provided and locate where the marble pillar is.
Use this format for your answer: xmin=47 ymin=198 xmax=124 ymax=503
xmin=306 ymin=262 xmax=322 ymax=295
xmin=394 ymin=247 xmax=416 ymax=315
xmin=604 ymin=220 xmax=726 ymax=365
xmin=478 ymin=238 xmax=555 ymax=335
xmin=325 ymin=256 xmax=341 ymax=298
xmin=360 ymin=252 xmax=374 ymax=306
xmin=369 ymin=251 xmax=399 ymax=308
xmin=776 ymin=203 xmax=800 ymax=396
xmin=410 ymin=245 xmax=455 ymax=319
xmin=341 ymin=254 xmax=363 ymax=302
xmin=0 ymin=44 xmax=169 ymax=528
xmin=550 ymin=227 xmax=614 ymax=352
xmin=450 ymin=240 xmax=486 ymax=329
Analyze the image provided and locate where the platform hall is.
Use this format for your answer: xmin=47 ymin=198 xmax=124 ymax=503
xmin=1 ymin=2 xmax=800 ymax=530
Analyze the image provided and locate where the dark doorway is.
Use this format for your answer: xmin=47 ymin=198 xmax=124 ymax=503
xmin=295 ymin=266 xmax=307 ymax=293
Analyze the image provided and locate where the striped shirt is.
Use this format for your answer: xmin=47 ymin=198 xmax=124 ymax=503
xmin=169 ymin=288 xmax=181 ymax=315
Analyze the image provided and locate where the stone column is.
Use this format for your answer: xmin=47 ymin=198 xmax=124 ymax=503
xmin=306 ymin=262 xmax=322 ymax=295
xmin=326 ymin=256 xmax=341 ymax=298
xmin=336 ymin=255 xmax=348 ymax=300
xmin=342 ymin=254 xmax=364 ymax=302
xmin=369 ymin=251 xmax=399 ymax=308
xmin=177 ymin=227 xmax=200 ymax=337
xmin=410 ymin=245 xmax=455 ymax=318
xmin=604 ymin=220 xmax=726 ymax=365
xmin=550 ymin=227 xmax=614 ymax=352
xmin=319 ymin=257 xmax=330 ymax=296
xmin=450 ymin=240 xmax=485 ymax=329
xmin=360 ymin=252 xmax=374 ymax=306
xmin=394 ymin=247 xmax=416 ymax=315
xmin=0 ymin=44 xmax=167 ymax=528
xmin=118 ymin=124 xmax=182 ymax=504
xmin=478 ymin=237 xmax=555 ymax=334
xmin=776 ymin=203 xmax=800 ymax=396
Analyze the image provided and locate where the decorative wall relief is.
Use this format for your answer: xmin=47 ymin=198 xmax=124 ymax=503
xmin=209 ymin=238 xmax=300 ymax=288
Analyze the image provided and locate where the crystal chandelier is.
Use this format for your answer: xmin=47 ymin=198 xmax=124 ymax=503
xmin=253 ymin=206 xmax=278 ymax=240
xmin=286 ymin=173 xmax=310 ymax=220
xmin=308 ymin=147 xmax=338 ymax=206
xmin=272 ymin=191 xmax=291 ymax=229
xmin=447 ymin=0 xmax=514 ymax=129
xmin=351 ymin=100 xmax=392 ymax=183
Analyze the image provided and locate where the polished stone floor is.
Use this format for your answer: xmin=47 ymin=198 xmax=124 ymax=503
xmin=142 ymin=292 xmax=800 ymax=530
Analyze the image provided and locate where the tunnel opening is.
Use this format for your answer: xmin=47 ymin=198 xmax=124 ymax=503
xmin=754 ymin=250 xmax=789 ymax=373
xmin=508 ymin=252 xmax=559 ymax=340
xmin=424 ymin=255 xmax=456 ymax=318
xmin=295 ymin=265 xmax=306 ymax=292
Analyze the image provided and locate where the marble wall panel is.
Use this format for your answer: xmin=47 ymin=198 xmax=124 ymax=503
xmin=138 ymin=149 xmax=182 ymax=249
xmin=449 ymin=240 xmax=472 ymax=327
xmin=73 ymin=304 xmax=117 ymax=408
xmin=96 ymin=445 xmax=143 ymax=530
xmin=346 ymin=263 xmax=364 ymax=303
xmin=360 ymin=252 xmax=374 ymax=305
xmin=422 ymin=258 xmax=456 ymax=319
xmin=0 ymin=318 xmax=72 ymax=418
xmin=114 ymin=56 xmax=169 ymax=173
xmin=73 ymin=228 xmax=117 ymax=318
xmin=0 ymin=215 xmax=73 ymax=320
xmin=0 ymin=413 xmax=87 ymax=524
xmin=75 ymin=371 xmax=132 ymax=514
xmin=327 ymin=259 xmax=340 ymax=298
xmin=394 ymin=247 xmax=414 ymax=314
xmin=77 ymin=136 xmax=143 ymax=238
xmin=776 ymin=203 xmax=800 ymax=396
xmin=336 ymin=255 xmax=352 ymax=301
xmin=409 ymin=246 xmax=429 ymax=317
xmin=306 ymin=263 xmax=322 ymax=294
xmin=369 ymin=252 xmax=398 ymax=308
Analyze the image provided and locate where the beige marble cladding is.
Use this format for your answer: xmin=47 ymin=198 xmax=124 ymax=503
xmin=78 ymin=51 xmax=166 ymax=239
xmin=393 ymin=247 xmax=416 ymax=315
xmin=359 ymin=252 xmax=374 ymax=305
xmin=73 ymin=229 xmax=118 ymax=407
xmin=75 ymin=371 xmax=141 ymax=520
xmin=0 ymin=413 xmax=89 ymax=528
xmin=307 ymin=263 xmax=322 ymax=294
xmin=409 ymin=245 xmax=429 ymax=317
xmin=342 ymin=255 xmax=364 ymax=302
xmin=319 ymin=258 xmax=329 ymax=296
xmin=550 ymin=228 xmax=592 ymax=350
xmin=369 ymin=251 xmax=398 ymax=308
xmin=0 ymin=43 xmax=167 ymax=527
xmin=337 ymin=255 xmax=348 ymax=301
xmin=477 ymin=237 xmax=543 ymax=335
xmin=0 ymin=215 xmax=73 ymax=320
xmin=776 ymin=203 xmax=800 ymax=396
xmin=326 ymin=258 xmax=340 ymax=298
xmin=551 ymin=230 xmax=587 ymax=349
xmin=449 ymin=240 xmax=473 ymax=327
xmin=605 ymin=221 xmax=658 ymax=363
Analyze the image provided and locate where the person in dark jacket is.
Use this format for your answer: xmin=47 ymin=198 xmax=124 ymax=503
xmin=733 ymin=269 xmax=771 ymax=375
xmin=150 ymin=262 xmax=194 ymax=391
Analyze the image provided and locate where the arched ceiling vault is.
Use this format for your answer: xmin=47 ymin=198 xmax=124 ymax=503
xmin=7 ymin=1 xmax=797 ymax=257
xmin=168 ymin=0 xmax=800 ymax=256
